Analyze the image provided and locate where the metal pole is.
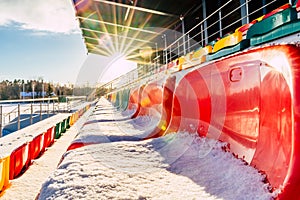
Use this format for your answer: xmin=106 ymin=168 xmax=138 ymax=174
xmin=163 ymin=34 xmax=168 ymax=64
xmin=187 ymin=34 xmax=190 ymax=53
xmin=32 ymin=83 xmax=35 ymax=101
xmin=246 ymin=0 xmax=249 ymax=24
xmin=23 ymin=83 xmax=25 ymax=101
xmin=180 ymin=16 xmax=186 ymax=55
xmin=201 ymin=24 xmax=204 ymax=46
xmin=169 ymin=47 xmax=172 ymax=63
xmin=155 ymin=43 xmax=158 ymax=68
xmin=40 ymin=102 xmax=42 ymax=121
xmin=47 ymin=102 xmax=49 ymax=117
xmin=0 ymin=105 xmax=2 ymax=137
xmin=53 ymin=101 xmax=55 ymax=114
xmin=240 ymin=0 xmax=249 ymax=24
xmin=202 ymin=0 xmax=208 ymax=44
xmin=219 ymin=9 xmax=222 ymax=38
xmin=30 ymin=103 xmax=33 ymax=125
xmin=18 ymin=104 xmax=20 ymax=130
xmin=42 ymin=83 xmax=44 ymax=103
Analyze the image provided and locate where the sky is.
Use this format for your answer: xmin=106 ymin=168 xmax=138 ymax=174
xmin=0 ymin=0 xmax=136 ymax=87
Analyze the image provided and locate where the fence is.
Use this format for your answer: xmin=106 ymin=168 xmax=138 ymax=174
xmin=0 ymin=96 xmax=88 ymax=137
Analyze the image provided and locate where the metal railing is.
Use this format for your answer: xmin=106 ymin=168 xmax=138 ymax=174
xmin=163 ymin=0 xmax=284 ymax=62
xmin=98 ymin=0 xmax=287 ymax=93
xmin=0 ymin=96 xmax=89 ymax=137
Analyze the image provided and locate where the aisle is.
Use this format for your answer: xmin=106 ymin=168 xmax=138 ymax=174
xmin=38 ymin=132 xmax=274 ymax=200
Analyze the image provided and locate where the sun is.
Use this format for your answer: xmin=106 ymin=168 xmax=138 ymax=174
xmin=99 ymin=53 xmax=137 ymax=83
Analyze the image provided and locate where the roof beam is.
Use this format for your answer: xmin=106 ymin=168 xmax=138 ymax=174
xmin=85 ymin=36 xmax=149 ymax=53
xmin=78 ymin=16 xmax=158 ymax=35
xmin=81 ymin=27 xmax=155 ymax=44
xmin=86 ymin=43 xmax=112 ymax=56
xmin=94 ymin=0 xmax=177 ymax=17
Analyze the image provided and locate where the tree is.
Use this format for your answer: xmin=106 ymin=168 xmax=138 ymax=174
xmin=95 ymin=87 xmax=108 ymax=97
xmin=46 ymin=83 xmax=53 ymax=97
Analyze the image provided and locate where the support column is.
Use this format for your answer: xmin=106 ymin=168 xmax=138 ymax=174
xmin=202 ymin=0 xmax=209 ymax=44
xmin=180 ymin=16 xmax=186 ymax=55
xmin=262 ymin=0 xmax=267 ymax=14
xmin=240 ymin=0 xmax=249 ymax=25
xmin=219 ymin=9 xmax=222 ymax=37
xmin=201 ymin=24 xmax=204 ymax=46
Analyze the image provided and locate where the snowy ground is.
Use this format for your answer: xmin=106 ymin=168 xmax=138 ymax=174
xmin=38 ymin=98 xmax=275 ymax=200
xmin=38 ymin=133 xmax=274 ymax=200
xmin=0 ymin=106 xmax=93 ymax=200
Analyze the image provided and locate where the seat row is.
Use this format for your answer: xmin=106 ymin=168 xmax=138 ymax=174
xmin=40 ymin=3 xmax=300 ymax=199
xmin=163 ymin=1 xmax=300 ymax=73
xmin=65 ymin=43 xmax=300 ymax=199
xmin=0 ymin=104 xmax=92 ymax=194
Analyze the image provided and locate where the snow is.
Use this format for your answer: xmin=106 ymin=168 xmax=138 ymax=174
xmin=0 ymin=97 xmax=276 ymax=199
xmin=0 ymin=105 xmax=93 ymax=200
xmin=71 ymin=100 xmax=160 ymax=144
xmin=37 ymin=98 xmax=275 ymax=200
xmin=74 ymin=114 xmax=160 ymax=144
xmin=38 ymin=133 xmax=274 ymax=200
xmin=0 ymin=113 xmax=70 ymax=158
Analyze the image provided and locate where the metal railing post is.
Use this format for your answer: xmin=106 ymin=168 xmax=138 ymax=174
xmin=47 ymin=102 xmax=49 ymax=117
xmin=219 ymin=8 xmax=223 ymax=37
xmin=30 ymin=103 xmax=33 ymax=125
xmin=187 ymin=34 xmax=191 ymax=53
xmin=180 ymin=16 xmax=186 ymax=55
xmin=18 ymin=104 xmax=20 ymax=130
xmin=201 ymin=24 xmax=204 ymax=46
xmin=163 ymin=34 xmax=168 ymax=64
xmin=246 ymin=0 xmax=249 ymax=24
xmin=0 ymin=105 xmax=2 ymax=137
xmin=40 ymin=102 xmax=42 ymax=121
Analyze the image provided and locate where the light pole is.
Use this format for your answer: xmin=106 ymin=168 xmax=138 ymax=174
xmin=180 ymin=15 xmax=186 ymax=55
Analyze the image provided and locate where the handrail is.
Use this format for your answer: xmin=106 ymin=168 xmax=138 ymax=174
xmin=0 ymin=99 xmax=90 ymax=137
xmin=66 ymin=96 xmax=87 ymax=100
xmin=165 ymin=0 xmax=233 ymax=50
xmin=0 ymin=97 xmax=58 ymax=104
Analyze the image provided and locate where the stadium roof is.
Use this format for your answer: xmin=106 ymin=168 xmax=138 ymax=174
xmin=72 ymin=0 xmax=202 ymax=62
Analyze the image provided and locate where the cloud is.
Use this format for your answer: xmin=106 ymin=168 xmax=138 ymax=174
xmin=0 ymin=0 xmax=80 ymax=34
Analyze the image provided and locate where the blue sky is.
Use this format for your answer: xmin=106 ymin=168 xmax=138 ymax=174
xmin=0 ymin=0 xmax=136 ymax=86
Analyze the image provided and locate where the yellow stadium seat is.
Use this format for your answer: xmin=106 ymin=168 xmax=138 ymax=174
xmin=213 ymin=31 xmax=243 ymax=53
xmin=0 ymin=156 xmax=10 ymax=192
